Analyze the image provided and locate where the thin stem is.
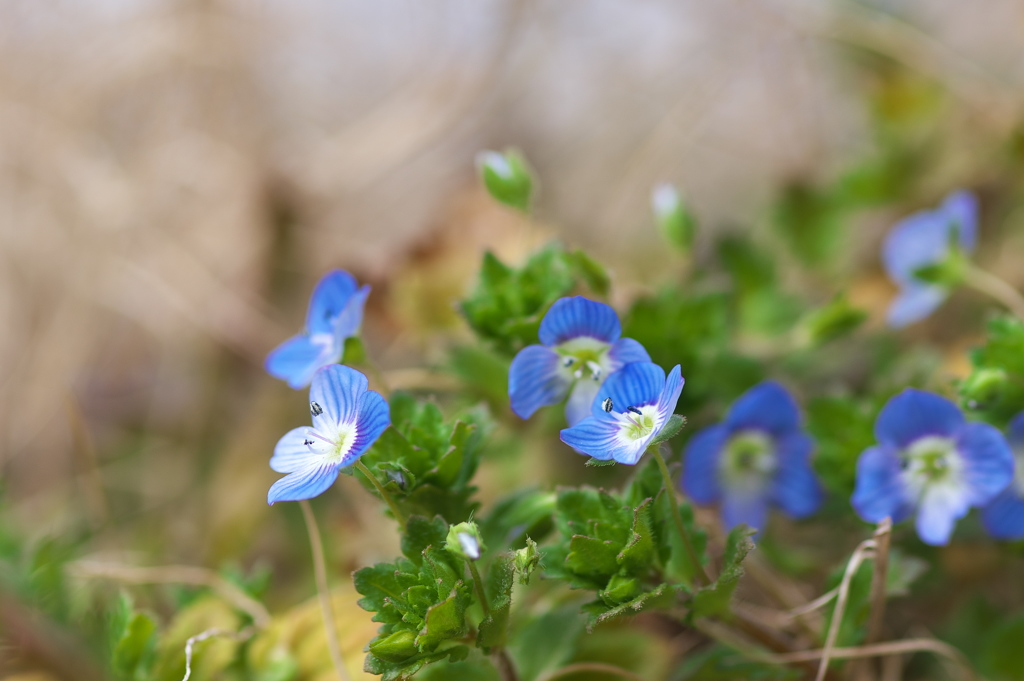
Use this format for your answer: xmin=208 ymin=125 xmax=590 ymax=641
xmin=855 ymin=518 xmax=893 ymax=681
xmin=299 ymin=500 xmax=352 ymax=681
xmin=537 ymin=662 xmax=648 ymax=681
xmin=354 ymin=459 xmax=407 ymax=531
xmin=964 ymin=265 xmax=1024 ymax=320
xmin=815 ymin=539 xmax=876 ymax=681
xmin=649 ymin=446 xmax=710 ymax=586
xmin=467 ymin=561 xmax=491 ymax=619
xmin=467 ymin=562 xmax=519 ymax=681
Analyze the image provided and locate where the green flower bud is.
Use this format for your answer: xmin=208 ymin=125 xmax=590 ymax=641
xmin=445 ymin=521 xmax=485 ymax=562
xmin=477 ymin=149 xmax=534 ymax=212
xmin=960 ymin=368 xmax=1009 ymax=410
xmin=369 ymin=630 xmax=418 ymax=662
xmin=514 ymin=537 xmax=540 ymax=585
xmin=651 ymin=183 xmax=696 ymax=254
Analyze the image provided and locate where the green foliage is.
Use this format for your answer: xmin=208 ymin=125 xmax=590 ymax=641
xmin=806 ymin=395 xmax=883 ymax=498
xmin=690 ymin=526 xmax=755 ymax=618
xmin=981 ymin=615 xmax=1024 ymax=681
xmin=478 ymin=148 xmax=534 ymax=212
xmin=506 ymin=606 xmax=586 ymax=681
xmin=772 ymin=182 xmax=847 ymax=269
xmin=110 ymin=599 xmax=157 ymax=680
xmin=960 ymin=315 xmax=1024 ymax=423
xmin=800 ymin=294 xmax=868 ymax=346
xmin=459 ymin=244 xmax=610 ymax=354
xmin=677 ymin=646 xmax=801 ymax=680
xmin=477 ymin=555 xmax=515 ymax=649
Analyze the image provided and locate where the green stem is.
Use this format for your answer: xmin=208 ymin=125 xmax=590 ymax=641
xmin=964 ymin=265 xmax=1024 ymax=321
xmin=649 ymin=446 xmax=710 ymax=586
xmin=354 ymin=460 xmax=407 ymax=531
xmin=467 ymin=560 xmax=491 ymax=619
xmin=299 ymin=500 xmax=352 ymax=681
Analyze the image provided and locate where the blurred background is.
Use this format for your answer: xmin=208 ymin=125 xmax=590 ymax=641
xmin=3 ymin=0 xmax=1024 ymax=678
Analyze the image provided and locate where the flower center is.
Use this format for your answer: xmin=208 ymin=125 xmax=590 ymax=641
xmin=902 ymin=436 xmax=958 ymax=484
xmin=720 ymin=430 xmax=776 ymax=488
xmin=305 ymin=425 xmax=357 ymax=465
xmin=556 ymin=337 xmax=611 ymax=383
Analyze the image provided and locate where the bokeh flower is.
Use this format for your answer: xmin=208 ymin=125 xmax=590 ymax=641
xmin=508 ymin=296 xmax=650 ymax=425
xmin=681 ymin=381 xmax=822 ymax=534
xmin=266 ymin=269 xmax=371 ymax=389
xmin=268 ymin=364 xmax=390 ymax=505
xmin=981 ymin=412 xmax=1024 ymax=540
xmin=852 ymin=389 xmax=1012 ymax=545
xmin=559 ymin=362 xmax=683 ymax=465
xmin=883 ymin=191 xmax=977 ymax=328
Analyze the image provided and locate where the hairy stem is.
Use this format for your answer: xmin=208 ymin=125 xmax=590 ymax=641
xmin=964 ymin=265 xmax=1024 ymax=320
xmin=354 ymin=459 xmax=407 ymax=531
xmin=300 ymin=500 xmax=352 ymax=681
xmin=650 ymin=446 xmax=710 ymax=586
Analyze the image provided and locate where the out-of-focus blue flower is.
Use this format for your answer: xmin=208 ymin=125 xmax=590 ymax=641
xmin=508 ymin=296 xmax=650 ymax=425
xmin=266 ymin=270 xmax=370 ymax=389
xmin=681 ymin=381 xmax=822 ymax=534
xmin=981 ymin=412 xmax=1024 ymax=540
xmin=883 ymin=191 xmax=977 ymax=328
xmin=852 ymin=389 xmax=1012 ymax=545
xmin=268 ymin=364 xmax=390 ymax=505
xmin=559 ymin=362 xmax=683 ymax=465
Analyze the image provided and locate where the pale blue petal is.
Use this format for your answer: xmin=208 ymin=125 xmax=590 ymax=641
xmin=271 ymin=427 xmax=325 ymax=473
xmin=560 ymin=418 xmax=624 ymax=461
xmin=334 ymin=285 xmax=370 ymax=343
xmin=266 ymin=335 xmax=339 ymax=389
xmin=565 ymin=379 xmax=600 ymax=427
xmin=310 ymin=365 xmax=369 ymax=430
xmin=940 ymin=190 xmax=977 ymax=252
xmin=655 ymin=365 xmax=685 ymax=423
xmin=1007 ymin=411 xmax=1024 ymax=446
xmin=592 ymin=362 xmax=665 ymax=418
xmin=307 ymin=270 xmax=359 ymax=335
xmin=915 ymin=486 xmax=970 ymax=546
xmin=981 ymin=487 xmax=1024 ymax=540
xmin=886 ymin=286 xmax=947 ymax=329
xmin=852 ymin=446 xmax=914 ymax=524
xmin=268 ymin=462 xmax=339 ymax=504
xmin=955 ymin=422 xmax=1014 ymax=505
xmin=874 ymin=389 xmax=964 ymax=449
xmin=770 ymin=433 xmax=823 ymax=519
xmin=724 ymin=381 xmax=801 ymax=437
xmin=348 ymin=390 xmax=391 ymax=464
xmin=681 ymin=424 xmax=729 ymax=505
xmin=539 ymin=296 xmax=621 ymax=346
xmin=606 ymin=337 xmax=651 ymax=369
xmin=722 ymin=490 xmax=768 ymax=534
xmin=509 ymin=345 xmax=569 ymax=420
xmin=882 ymin=211 xmax=952 ymax=285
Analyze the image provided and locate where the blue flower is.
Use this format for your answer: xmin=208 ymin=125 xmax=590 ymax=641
xmin=981 ymin=412 xmax=1024 ymax=540
xmin=883 ymin=191 xmax=977 ymax=328
xmin=681 ymin=381 xmax=822 ymax=534
xmin=559 ymin=362 xmax=683 ymax=465
xmin=508 ymin=296 xmax=651 ymax=425
xmin=852 ymin=389 xmax=1012 ymax=546
xmin=268 ymin=364 xmax=390 ymax=505
xmin=266 ymin=270 xmax=371 ymax=389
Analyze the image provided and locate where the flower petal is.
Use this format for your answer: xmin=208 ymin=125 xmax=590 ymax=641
xmin=266 ymin=335 xmax=338 ymax=389
xmin=310 ymin=365 xmax=370 ymax=430
xmin=565 ymin=379 xmax=600 ymax=427
xmin=770 ymin=433 xmax=823 ymax=519
xmin=334 ymin=285 xmax=371 ymax=343
xmin=886 ymin=286 xmax=947 ymax=329
xmin=851 ymin=446 xmax=914 ymax=524
xmin=509 ymin=345 xmax=569 ymax=420
xmin=560 ymin=418 xmax=641 ymax=464
xmin=955 ymin=422 xmax=1014 ymax=505
xmin=681 ymin=424 xmax=729 ymax=505
xmin=307 ymin=270 xmax=360 ymax=335
xmin=724 ymin=381 xmax=800 ymax=437
xmin=592 ymin=362 xmax=666 ymax=418
xmin=1007 ymin=411 xmax=1024 ymax=446
xmin=268 ymin=462 xmax=340 ymax=504
xmin=915 ymin=484 xmax=970 ymax=546
xmin=981 ymin=487 xmax=1024 ymax=540
xmin=348 ymin=389 xmax=391 ymax=465
xmin=722 ymin=489 xmax=768 ymax=534
xmin=656 ymin=365 xmax=685 ymax=422
xmin=874 ymin=389 xmax=964 ymax=449
xmin=271 ymin=427 xmax=326 ymax=473
xmin=883 ymin=211 xmax=954 ymax=285
xmin=940 ymin=190 xmax=977 ymax=252
xmin=606 ymin=337 xmax=651 ymax=369
xmin=539 ymin=296 xmax=621 ymax=347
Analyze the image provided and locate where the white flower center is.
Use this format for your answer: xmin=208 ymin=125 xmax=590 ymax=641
xmin=556 ymin=336 xmax=612 ymax=384
xmin=305 ymin=424 xmax=357 ymax=465
xmin=720 ymin=430 xmax=776 ymax=490
xmin=901 ymin=435 xmax=963 ymax=500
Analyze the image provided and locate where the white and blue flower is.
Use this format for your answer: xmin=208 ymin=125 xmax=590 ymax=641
xmin=981 ymin=412 xmax=1024 ymax=540
xmin=852 ymin=389 xmax=1012 ymax=546
xmin=681 ymin=381 xmax=822 ymax=534
xmin=559 ymin=362 xmax=684 ymax=465
xmin=508 ymin=296 xmax=651 ymax=425
xmin=883 ymin=191 xmax=977 ymax=328
xmin=268 ymin=364 xmax=390 ymax=505
xmin=266 ymin=269 xmax=371 ymax=389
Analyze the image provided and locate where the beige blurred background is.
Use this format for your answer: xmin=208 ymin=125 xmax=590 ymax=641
xmin=2 ymin=0 xmax=1024 ymax=553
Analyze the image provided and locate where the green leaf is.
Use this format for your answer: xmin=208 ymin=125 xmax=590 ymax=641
xmin=982 ymin=615 xmax=1024 ymax=680
xmin=402 ymin=516 xmax=450 ymax=565
xmin=479 ymin=488 xmax=555 ymax=552
xmin=112 ymin=611 xmax=157 ymax=677
xmin=771 ymin=182 xmax=846 ymax=268
xmin=417 ymin=590 xmax=469 ymax=651
xmin=369 ymin=630 xmax=420 ymax=663
xmin=691 ymin=526 xmax=755 ymax=617
xmin=565 ymin=535 xmax=621 ymax=578
xmin=800 ymin=294 xmax=868 ymax=346
xmin=477 ymin=555 xmax=515 ymax=649
xmin=585 ymin=583 xmax=681 ymax=631
xmin=506 ymin=606 xmax=585 ymax=681
xmin=617 ymin=499 xmax=656 ymax=573
xmin=648 ymin=415 xmax=686 ymax=448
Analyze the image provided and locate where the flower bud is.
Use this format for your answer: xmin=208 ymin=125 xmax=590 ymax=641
xmin=368 ymin=630 xmax=419 ymax=662
xmin=445 ymin=521 xmax=485 ymax=562
xmin=651 ymin=183 xmax=696 ymax=254
xmin=960 ymin=368 xmax=1009 ymax=410
xmin=477 ymin=149 xmax=534 ymax=212
xmin=513 ymin=537 xmax=540 ymax=585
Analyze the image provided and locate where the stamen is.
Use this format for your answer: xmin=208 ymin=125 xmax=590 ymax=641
xmin=306 ymin=430 xmax=338 ymax=448
xmin=586 ymin=361 xmax=602 ymax=380
xmin=562 ymin=356 xmax=576 ymax=368
xmin=626 ymin=406 xmax=642 ymax=415
xmin=622 ymin=412 xmax=641 ymax=428
xmin=574 ymin=368 xmax=584 ymax=379
xmin=310 ymin=401 xmax=324 ymax=417
xmin=602 ymin=397 xmax=614 ymax=412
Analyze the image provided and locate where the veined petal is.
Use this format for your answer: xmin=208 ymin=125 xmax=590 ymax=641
xmin=882 ymin=211 xmax=953 ymax=285
xmin=915 ymin=483 xmax=970 ymax=546
xmin=886 ymin=286 xmax=947 ymax=329
xmin=955 ymin=422 xmax=1014 ymax=505
xmin=874 ymin=389 xmax=964 ymax=449
xmin=509 ymin=345 xmax=569 ymax=420
xmin=266 ymin=335 xmax=339 ymax=389
xmin=307 ymin=270 xmax=360 ymax=335
xmin=560 ymin=417 xmax=626 ymax=461
xmin=348 ymin=390 xmax=391 ymax=465
xmin=852 ymin=446 xmax=914 ymax=524
xmin=539 ymin=296 xmax=621 ymax=346
xmin=310 ymin=365 xmax=369 ymax=430
xmin=722 ymin=490 xmax=768 ymax=534
xmin=655 ymin=365 xmax=685 ymax=422
xmin=334 ymin=285 xmax=371 ymax=343
xmin=271 ymin=427 xmax=327 ymax=473
xmin=681 ymin=424 xmax=729 ymax=505
xmin=268 ymin=462 xmax=340 ymax=504
xmin=606 ymin=337 xmax=651 ymax=369
xmin=770 ymin=433 xmax=823 ymax=519
xmin=940 ymin=190 xmax=977 ymax=252
xmin=724 ymin=381 xmax=800 ymax=436
xmin=981 ymin=487 xmax=1024 ymax=540
xmin=592 ymin=362 xmax=665 ymax=418
xmin=565 ymin=379 xmax=600 ymax=427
